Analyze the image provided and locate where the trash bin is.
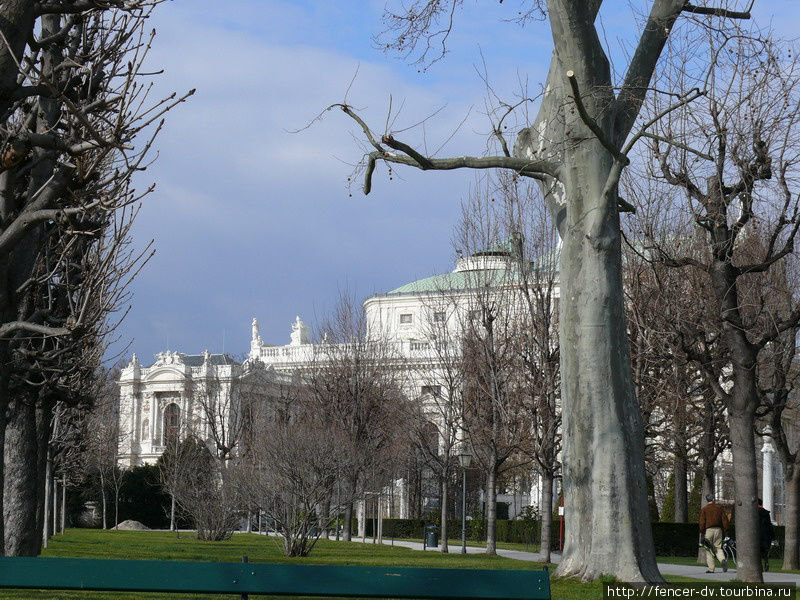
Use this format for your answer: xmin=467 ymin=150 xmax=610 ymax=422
xmin=426 ymin=525 xmax=439 ymax=548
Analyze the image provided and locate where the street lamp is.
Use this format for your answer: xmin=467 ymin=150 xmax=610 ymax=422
xmin=459 ymin=450 xmax=473 ymax=554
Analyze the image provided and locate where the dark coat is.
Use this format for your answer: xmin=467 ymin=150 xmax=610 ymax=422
xmin=758 ymin=506 xmax=774 ymax=549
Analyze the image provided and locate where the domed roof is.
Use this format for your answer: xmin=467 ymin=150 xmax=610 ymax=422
xmin=387 ymin=270 xmax=505 ymax=294
xmin=383 ymin=243 xmax=559 ymax=295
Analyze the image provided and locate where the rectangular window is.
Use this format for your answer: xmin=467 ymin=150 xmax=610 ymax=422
xmin=421 ymin=385 xmax=441 ymax=398
xmin=433 ymin=311 xmax=446 ymax=323
xmin=399 ymin=313 xmax=413 ymax=324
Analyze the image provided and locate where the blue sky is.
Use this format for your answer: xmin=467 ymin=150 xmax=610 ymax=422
xmin=110 ymin=0 xmax=796 ymax=365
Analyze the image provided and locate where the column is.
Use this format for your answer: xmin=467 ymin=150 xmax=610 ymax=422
xmin=762 ymin=427 xmax=775 ymax=514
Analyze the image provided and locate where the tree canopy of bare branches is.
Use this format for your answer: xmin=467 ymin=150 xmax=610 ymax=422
xmin=324 ymin=0 xmax=769 ymax=582
xmin=0 ymin=2 xmax=191 ymax=556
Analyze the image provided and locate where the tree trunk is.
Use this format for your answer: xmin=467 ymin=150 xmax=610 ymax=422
xmin=3 ymin=397 xmax=40 ymax=556
xmin=539 ymin=473 xmax=553 ymax=563
xmin=729 ymin=405 xmax=762 ymax=582
xmin=60 ymin=474 xmax=65 ymax=534
xmin=42 ymin=455 xmax=51 ymax=548
xmin=170 ymin=494 xmax=177 ymax=532
xmin=782 ymin=468 xmax=800 ymax=570
xmin=551 ymin=139 xmax=661 ymax=581
xmin=707 ymin=249 xmax=762 ymax=582
xmin=674 ymin=458 xmax=688 ymax=523
xmin=440 ymin=475 xmax=449 ymax=553
xmin=100 ymin=470 xmax=107 ymax=530
xmin=53 ymin=477 xmax=59 ymax=535
xmin=485 ymin=469 xmax=497 ymax=555
xmin=114 ymin=487 xmax=120 ymax=530
xmin=509 ymin=3 xmax=665 ymax=581
xmin=342 ymin=501 xmax=353 ymax=542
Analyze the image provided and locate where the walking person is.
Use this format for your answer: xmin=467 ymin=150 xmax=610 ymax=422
xmin=758 ymin=498 xmax=775 ymax=572
xmin=699 ymin=493 xmax=730 ymax=573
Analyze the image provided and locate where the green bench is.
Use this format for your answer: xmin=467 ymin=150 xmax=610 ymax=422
xmin=0 ymin=556 xmax=550 ymax=599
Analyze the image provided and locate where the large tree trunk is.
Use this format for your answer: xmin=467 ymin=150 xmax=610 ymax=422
xmin=729 ymin=405 xmax=761 ymax=582
xmin=3 ymin=397 xmax=40 ymax=556
xmin=782 ymin=468 xmax=800 ymax=570
xmin=485 ymin=468 xmax=497 ymax=555
xmin=539 ymin=473 xmax=553 ymax=563
xmin=511 ymin=0 xmax=667 ymax=583
xmin=708 ymin=247 xmax=762 ymax=582
xmin=556 ymin=192 xmax=660 ymax=580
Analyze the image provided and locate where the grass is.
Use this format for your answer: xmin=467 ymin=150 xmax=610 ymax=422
xmin=2 ymin=529 xmax=714 ymax=600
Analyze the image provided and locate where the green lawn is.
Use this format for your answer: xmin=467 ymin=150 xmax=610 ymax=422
xmin=1 ymin=528 xmax=707 ymax=600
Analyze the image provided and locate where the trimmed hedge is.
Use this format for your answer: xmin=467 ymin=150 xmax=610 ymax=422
xmin=369 ymin=518 xmax=559 ymax=545
xmin=367 ymin=518 xmax=785 ymax=558
xmin=652 ymin=522 xmax=786 ymax=558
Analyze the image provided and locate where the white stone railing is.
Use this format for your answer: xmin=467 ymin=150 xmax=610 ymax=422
xmin=124 ymin=340 xmax=452 ymax=379
xmin=253 ymin=339 xmax=450 ymax=368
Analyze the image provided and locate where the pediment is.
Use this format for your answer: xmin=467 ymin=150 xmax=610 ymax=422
xmin=145 ymin=367 xmax=188 ymax=382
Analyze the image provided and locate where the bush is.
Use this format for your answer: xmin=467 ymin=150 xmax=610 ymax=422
xmin=372 ymin=518 xmax=789 ymax=559
xmin=116 ymin=465 xmax=174 ymax=529
xmin=373 ymin=517 xmax=560 ymax=546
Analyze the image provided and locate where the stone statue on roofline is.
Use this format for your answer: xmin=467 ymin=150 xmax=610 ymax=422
xmin=251 ymin=318 xmax=262 ymax=343
xmin=290 ymin=316 xmax=309 ymax=346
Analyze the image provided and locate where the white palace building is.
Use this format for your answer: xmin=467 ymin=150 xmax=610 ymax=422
xmin=117 ymin=243 xmax=788 ymax=523
xmin=117 ymin=245 xmax=547 ymax=518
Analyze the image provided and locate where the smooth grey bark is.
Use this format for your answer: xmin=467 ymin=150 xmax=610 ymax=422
xmin=514 ymin=0 xmax=680 ymax=582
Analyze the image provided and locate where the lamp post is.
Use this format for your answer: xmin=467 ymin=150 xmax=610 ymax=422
xmin=459 ymin=450 xmax=473 ymax=554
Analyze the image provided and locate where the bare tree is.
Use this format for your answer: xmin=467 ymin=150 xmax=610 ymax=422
xmin=80 ymin=365 xmax=124 ymax=530
xmin=755 ymin=256 xmax=800 ymax=569
xmin=167 ymin=435 xmax=241 ymax=542
xmin=408 ymin=290 xmax=470 ymax=552
xmin=622 ymin=234 xmax=731 ymax=523
xmin=324 ymin=0 xmax=767 ymax=581
xmin=157 ymin=431 xmax=199 ymax=534
xmin=308 ymin=292 xmax=408 ymax=542
xmin=452 ymin=189 xmax=533 ymax=555
xmin=242 ymin=399 xmax=354 ymax=557
xmin=495 ymin=174 xmax=561 ymax=563
xmin=629 ymin=32 xmax=800 ymax=578
xmin=0 ymin=2 xmax=191 ymax=556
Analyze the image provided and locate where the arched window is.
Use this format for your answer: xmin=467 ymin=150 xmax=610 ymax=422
xmin=163 ymin=403 xmax=180 ymax=446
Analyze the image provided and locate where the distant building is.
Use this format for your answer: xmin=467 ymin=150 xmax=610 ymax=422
xmin=118 ymin=244 xmax=789 ymax=523
xmin=117 ymin=350 xmax=292 ymax=466
xmin=118 ymin=245 xmax=550 ymax=517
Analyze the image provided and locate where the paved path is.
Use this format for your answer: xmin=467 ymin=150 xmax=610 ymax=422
xmin=375 ymin=539 xmax=800 ymax=584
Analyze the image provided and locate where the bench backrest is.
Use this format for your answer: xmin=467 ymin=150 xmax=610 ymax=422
xmin=0 ymin=556 xmax=550 ymax=599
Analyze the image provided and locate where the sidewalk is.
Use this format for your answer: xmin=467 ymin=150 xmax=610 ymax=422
xmin=376 ymin=539 xmax=800 ymax=584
